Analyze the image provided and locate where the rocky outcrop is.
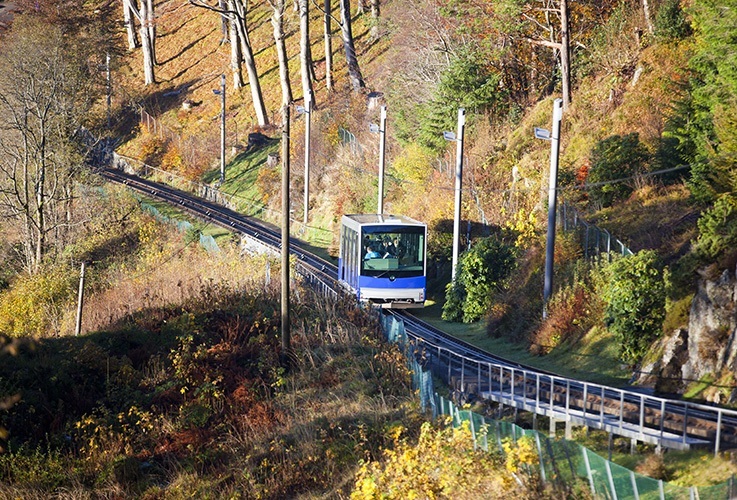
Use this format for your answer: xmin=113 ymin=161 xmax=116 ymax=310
xmin=639 ymin=266 xmax=737 ymax=403
xmin=681 ymin=268 xmax=737 ymax=383
xmin=637 ymin=328 xmax=688 ymax=394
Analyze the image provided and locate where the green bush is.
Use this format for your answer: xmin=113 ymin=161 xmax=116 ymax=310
xmin=654 ymin=0 xmax=691 ymax=41
xmin=442 ymin=235 xmax=516 ymax=323
xmin=587 ymin=133 xmax=650 ymax=207
xmin=694 ymin=195 xmax=737 ymax=261
xmin=601 ymin=251 xmax=667 ymax=364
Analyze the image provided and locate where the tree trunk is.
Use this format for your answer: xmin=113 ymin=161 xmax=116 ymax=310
xmin=356 ymin=0 xmax=365 ymax=15
xmin=146 ymin=0 xmax=156 ymax=64
xmin=560 ymin=0 xmax=570 ymax=111
xmin=323 ymin=0 xmax=332 ymax=91
xmin=219 ymin=0 xmax=229 ymax=42
xmin=370 ymin=0 xmax=379 ymax=41
xmin=123 ymin=0 xmax=139 ymax=49
xmin=229 ymin=8 xmax=244 ymax=89
xmin=299 ymin=0 xmax=315 ymax=107
xmin=232 ymin=0 xmax=269 ymax=126
xmin=139 ymin=0 xmax=155 ymax=84
xmin=271 ymin=0 xmax=293 ymax=107
xmin=642 ymin=0 xmax=654 ymax=34
xmin=340 ymin=0 xmax=365 ymax=91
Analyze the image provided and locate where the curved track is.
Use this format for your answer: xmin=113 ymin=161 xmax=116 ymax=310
xmin=101 ymin=166 xmax=737 ymax=453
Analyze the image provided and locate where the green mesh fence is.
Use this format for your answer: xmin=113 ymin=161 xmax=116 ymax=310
xmin=140 ymin=202 xmax=220 ymax=254
xmin=380 ymin=313 xmax=737 ymax=499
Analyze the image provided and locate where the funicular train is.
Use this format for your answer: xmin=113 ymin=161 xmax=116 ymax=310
xmin=338 ymin=214 xmax=427 ymax=308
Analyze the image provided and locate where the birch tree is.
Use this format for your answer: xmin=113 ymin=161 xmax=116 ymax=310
xmin=124 ymin=0 xmax=156 ymax=84
xmin=267 ymin=0 xmax=293 ymax=107
xmin=299 ymin=0 xmax=315 ymax=107
xmin=190 ymin=0 xmax=269 ymax=126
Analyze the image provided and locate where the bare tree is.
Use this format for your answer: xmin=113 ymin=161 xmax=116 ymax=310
xmin=642 ymin=0 xmax=654 ymax=34
xmin=299 ymin=0 xmax=315 ymax=107
xmin=340 ymin=0 xmax=365 ymax=90
xmin=370 ymin=0 xmax=379 ymax=40
xmin=323 ymin=0 xmax=333 ymax=91
xmin=356 ymin=0 xmax=365 ymax=15
xmin=228 ymin=0 xmax=245 ymax=89
xmin=190 ymin=0 xmax=269 ymax=126
xmin=0 ymin=21 xmax=99 ymax=273
xmin=267 ymin=0 xmax=293 ymax=107
xmin=518 ymin=0 xmax=571 ymax=110
xmin=124 ymin=0 xmax=155 ymax=84
xmin=123 ymin=0 xmax=139 ymax=49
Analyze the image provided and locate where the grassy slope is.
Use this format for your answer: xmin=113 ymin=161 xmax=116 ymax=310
xmin=112 ymin=0 xmax=704 ymax=386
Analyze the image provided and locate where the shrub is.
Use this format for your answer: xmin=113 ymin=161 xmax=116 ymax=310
xmin=601 ymin=251 xmax=667 ymax=364
xmin=0 ymin=266 xmax=76 ymax=337
xmin=442 ymin=235 xmax=517 ymax=323
xmin=351 ymin=420 xmax=536 ymax=498
xmin=587 ymin=133 xmax=650 ymax=208
xmin=694 ymin=195 xmax=737 ymax=261
xmin=654 ymin=0 xmax=691 ymax=41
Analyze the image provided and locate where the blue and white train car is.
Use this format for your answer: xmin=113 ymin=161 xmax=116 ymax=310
xmin=338 ymin=214 xmax=427 ymax=308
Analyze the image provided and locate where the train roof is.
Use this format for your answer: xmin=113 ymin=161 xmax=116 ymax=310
xmin=341 ymin=214 xmax=425 ymax=226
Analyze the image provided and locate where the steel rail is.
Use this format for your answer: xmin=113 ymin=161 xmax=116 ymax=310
xmin=101 ymin=166 xmax=737 ymax=453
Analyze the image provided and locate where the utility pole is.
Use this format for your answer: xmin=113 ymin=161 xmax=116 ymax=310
xmin=377 ymin=105 xmax=387 ymax=214
xmin=219 ymin=74 xmax=226 ymax=184
xmin=74 ymin=262 xmax=86 ymax=336
xmin=106 ymin=53 xmax=111 ymax=130
xmin=213 ymin=74 xmax=226 ymax=184
xmin=451 ymin=108 xmax=466 ymax=282
xmin=303 ymin=90 xmax=312 ymax=226
xmin=543 ymin=98 xmax=564 ymax=317
xmin=281 ymin=104 xmax=291 ymax=363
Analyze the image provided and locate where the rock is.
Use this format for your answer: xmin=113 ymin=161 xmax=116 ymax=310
xmin=682 ymin=268 xmax=737 ymax=382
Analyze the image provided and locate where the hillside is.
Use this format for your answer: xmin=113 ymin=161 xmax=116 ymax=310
xmin=3 ymin=0 xmax=737 ymax=495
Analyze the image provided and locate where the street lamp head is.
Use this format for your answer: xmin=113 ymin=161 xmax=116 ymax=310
xmin=212 ymin=89 xmax=222 ymax=95
xmin=443 ymin=131 xmax=457 ymax=142
xmin=369 ymin=123 xmax=380 ymax=133
xmin=534 ymin=127 xmax=551 ymax=140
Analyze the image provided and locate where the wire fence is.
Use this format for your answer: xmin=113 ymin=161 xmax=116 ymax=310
xmin=109 ymin=152 xmax=333 ymax=248
xmin=381 ymin=312 xmax=737 ymax=499
xmin=139 ymin=202 xmax=220 ymax=254
xmin=559 ymin=200 xmax=634 ymax=259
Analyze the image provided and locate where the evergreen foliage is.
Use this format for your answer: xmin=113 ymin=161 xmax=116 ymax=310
xmin=654 ymin=0 xmax=691 ymax=41
xmin=694 ymin=195 xmax=737 ymax=261
xmin=684 ymin=0 xmax=737 ymax=203
xmin=601 ymin=251 xmax=667 ymax=364
xmin=416 ymin=49 xmax=506 ymax=151
xmin=587 ymin=133 xmax=650 ymax=207
xmin=442 ymin=235 xmax=517 ymax=323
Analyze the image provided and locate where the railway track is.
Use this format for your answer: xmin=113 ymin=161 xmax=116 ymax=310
xmin=100 ymin=165 xmax=737 ymax=454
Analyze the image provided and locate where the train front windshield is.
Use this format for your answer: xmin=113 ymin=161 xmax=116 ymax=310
xmin=361 ymin=225 xmax=425 ymax=277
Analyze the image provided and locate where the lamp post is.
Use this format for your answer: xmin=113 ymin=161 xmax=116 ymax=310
xmin=535 ymin=98 xmax=564 ymax=318
xmin=212 ymin=74 xmax=226 ymax=184
xmin=370 ymin=105 xmax=387 ymax=214
xmin=281 ymin=104 xmax=291 ymax=363
xmin=297 ymin=90 xmax=312 ymax=226
xmin=443 ymin=108 xmax=466 ymax=282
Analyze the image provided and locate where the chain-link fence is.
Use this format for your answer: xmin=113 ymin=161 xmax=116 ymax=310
xmin=382 ymin=312 xmax=737 ymax=499
xmin=140 ymin=202 xmax=220 ymax=254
